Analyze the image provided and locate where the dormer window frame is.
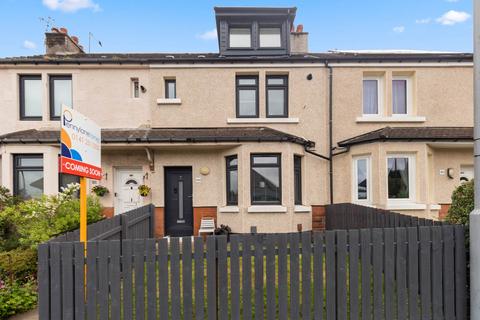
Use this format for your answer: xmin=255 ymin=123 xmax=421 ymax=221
xmin=228 ymin=24 xmax=253 ymax=49
xmin=258 ymin=24 xmax=284 ymax=50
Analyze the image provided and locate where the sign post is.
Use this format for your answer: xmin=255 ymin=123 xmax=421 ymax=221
xmin=59 ymin=105 xmax=102 ymax=249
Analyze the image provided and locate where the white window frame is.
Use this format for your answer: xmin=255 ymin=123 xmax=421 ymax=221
xmin=131 ymin=78 xmax=140 ymax=99
xmin=362 ymin=76 xmax=384 ymax=117
xmin=391 ymin=75 xmax=413 ymax=116
xmin=386 ymin=154 xmax=416 ymax=204
xmin=352 ymin=156 xmax=372 ymax=204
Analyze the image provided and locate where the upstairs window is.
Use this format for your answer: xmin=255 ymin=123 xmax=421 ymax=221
xmin=50 ymin=75 xmax=72 ymax=119
xmin=362 ymin=74 xmax=385 ymax=116
xmin=131 ymin=78 xmax=140 ymax=98
xmin=259 ymin=27 xmax=281 ymax=48
xmin=236 ymin=76 xmax=258 ymax=118
xmin=392 ymin=77 xmax=411 ymax=115
xmin=165 ymin=79 xmax=176 ymax=99
xmin=229 ymin=28 xmax=251 ymax=48
xmin=13 ymin=154 xmax=44 ymax=199
xmin=20 ymin=75 xmax=42 ymax=120
xmin=226 ymin=155 xmax=238 ymax=205
xmin=251 ymin=154 xmax=281 ymax=205
xmin=266 ymin=75 xmax=288 ymax=117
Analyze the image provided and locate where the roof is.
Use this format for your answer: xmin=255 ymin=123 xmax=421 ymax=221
xmin=0 ymin=51 xmax=472 ymax=65
xmin=337 ymin=127 xmax=473 ymax=147
xmin=0 ymin=127 xmax=314 ymax=147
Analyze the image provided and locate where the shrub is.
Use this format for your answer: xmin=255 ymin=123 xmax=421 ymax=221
xmin=0 ymin=280 xmax=37 ymax=319
xmin=446 ymin=180 xmax=474 ymax=225
xmin=0 ymin=248 xmax=37 ymax=283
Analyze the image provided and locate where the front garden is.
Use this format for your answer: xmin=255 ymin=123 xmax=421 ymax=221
xmin=0 ymin=184 xmax=103 ymax=318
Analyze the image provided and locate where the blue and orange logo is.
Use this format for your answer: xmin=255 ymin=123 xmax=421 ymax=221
xmin=61 ymin=110 xmax=82 ymax=161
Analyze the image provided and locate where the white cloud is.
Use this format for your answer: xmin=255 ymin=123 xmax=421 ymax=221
xmin=393 ymin=26 xmax=405 ymax=33
xmin=42 ymin=0 xmax=100 ymax=13
xmin=415 ymin=18 xmax=431 ymax=24
xmin=23 ymin=40 xmax=37 ymax=50
xmin=197 ymin=28 xmax=217 ymax=40
xmin=436 ymin=10 xmax=471 ymax=25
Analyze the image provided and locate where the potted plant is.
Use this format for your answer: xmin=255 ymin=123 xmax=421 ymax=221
xmin=91 ymin=185 xmax=109 ymax=197
xmin=138 ymin=184 xmax=151 ymax=197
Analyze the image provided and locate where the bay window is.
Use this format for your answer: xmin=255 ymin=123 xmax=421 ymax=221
xmin=226 ymin=155 xmax=238 ymax=205
xmin=353 ymin=156 xmax=371 ymax=203
xmin=387 ymin=155 xmax=415 ymax=201
xmin=13 ymin=154 xmax=44 ymax=199
xmin=251 ymin=154 xmax=281 ymax=205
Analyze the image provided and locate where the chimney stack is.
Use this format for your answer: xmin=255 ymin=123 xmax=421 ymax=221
xmin=45 ymin=27 xmax=84 ymax=56
xmin=290 ymin=24 xmax=309 ymax=54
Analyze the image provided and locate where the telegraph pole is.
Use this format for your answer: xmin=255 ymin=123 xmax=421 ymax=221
xmin=471 ymin=0 xmax=480 ymax=317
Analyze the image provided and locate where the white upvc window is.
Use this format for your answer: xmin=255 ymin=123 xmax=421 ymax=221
xmin=362 ymin=76 xmax=383 ymax=116
xmin=386 ymin=154 xmax=416 ymax=203
xmin=392 ymin=76 xmax=413 ymax=116
xmin=353 ymin=156 xmax=371 ymax=203
xmin=229 ymin=28 xmax=251 ymax=48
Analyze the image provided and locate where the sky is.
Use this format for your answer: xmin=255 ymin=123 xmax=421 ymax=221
xmin=0 ymin=0 xmax=474 ymax=57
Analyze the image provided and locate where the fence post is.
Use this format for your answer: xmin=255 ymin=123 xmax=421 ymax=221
xmin=150 ymin=204 xmax=156 ymax=238
xmin=121 ymin=214 xmax=128 ymax=240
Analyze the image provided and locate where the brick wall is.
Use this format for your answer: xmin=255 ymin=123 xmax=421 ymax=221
xmin=154 ymin=207 xmax=165 ymax=238
xmin=193 ymin=207 xmax=217 ymax=236
xmin=312 ymin=205 xmax=326 ymax=231
xmin=438 ymin=204 xmax=451 ymax=221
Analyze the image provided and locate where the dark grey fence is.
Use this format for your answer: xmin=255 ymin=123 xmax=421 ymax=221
xmin=38 ymin=225 xmax=467 ymax=320
xmin=326 ymin=203 xmax=447 ymax=230
xmin=49 ymin=204 xmax=155 ymax=242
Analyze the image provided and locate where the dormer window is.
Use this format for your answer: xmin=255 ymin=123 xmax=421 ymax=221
xmin=259 ymin=27 xmax=281 ymax=48
xmin=229 ymin=28 xmax=251 ymax=48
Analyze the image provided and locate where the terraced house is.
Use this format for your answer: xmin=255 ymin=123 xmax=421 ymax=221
xmin=0 ymin=7 xmax=474 ymax=236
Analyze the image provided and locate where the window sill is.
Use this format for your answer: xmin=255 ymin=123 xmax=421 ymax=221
xmin=429 ymin=204 xmax=441 ymax=211
xmin=294 ymin=205 xmax=311 ymax=213
xmin=386 ymin=202 xmax=427 ymax=210
xmin=227 ymin=118 xmax=299 ymax=124
xmin=356 ymin=116 xmax=426 ymax=123
xmin=218 ymin=206 xmax=239 ymax=213
xmin=157 ymin=98 xmax=182 ymax=105
xmin=248 ymin=205 xmax=287 ymax=213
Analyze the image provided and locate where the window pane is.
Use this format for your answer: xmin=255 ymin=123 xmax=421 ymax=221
xmin=228 ymin=157 xmax=238 ymax=167
xmin=259 ymin=28 xmax=281 ymax=47
xmin=252 ymin=167 xmax=280 ymax=202
xmin=53 ymin=78 xmax=72 ymax=117
xmin=267 ymin=77 xmax=285 ymax=85
xmin=238 ymin=78 xmax=256 ymax=85
xmin=357 ymin=159 xmax=368 ymax=200
xmin=238 ymin=89 xmax=256 ymax=116
xmin=132 ymin=79 xmax=139 ymax=98
xmin=16 ymin=170 xmax=43 ymax=199
xmin=18 ymin=157 xmax=43 ymax=167
xmin=388 ymin=157 xmax=410 ymax=199
xmin=167 ymin=81 xmax=176 ymax=98
xmin=253 ymin=156 xmax=278 ymax=165
xmin=392 ymin=80 xmax=407 ymax=114
xmin=294 ymin=156 xmax=302 ymax=205
xmin=267 ymin=89 xmax=285 ymax=116
xmin=23 ymin=78 xmax=42 ymax=117
xmin=228 ymin=170 xmax=238 ymax=204
xmin=229 ymin=28 xmax=251 ymax=48
xmin=363 ymin=80 xmax=378 ymax=114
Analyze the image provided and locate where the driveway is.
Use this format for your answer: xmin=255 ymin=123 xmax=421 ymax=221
xmin=9 ymin=309 xmax=38 ymax=320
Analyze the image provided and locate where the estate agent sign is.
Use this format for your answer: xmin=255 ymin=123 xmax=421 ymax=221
xmin=59 ymin=105 xmax=102 ymax=180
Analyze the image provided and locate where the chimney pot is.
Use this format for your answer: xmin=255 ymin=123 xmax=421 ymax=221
xmin=296 ymin=24 xmax=304 ymax=33
xmin=71 ymin=36 xmax=79 ymax=44
xmin=59 ymin=27 xmax=68 ymax=34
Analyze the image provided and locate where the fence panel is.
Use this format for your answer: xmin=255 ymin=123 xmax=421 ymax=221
xmin=38 ymin=226 xmax=468 ymax=320
xmin=326 ymin=203 xmax=446 ymax=230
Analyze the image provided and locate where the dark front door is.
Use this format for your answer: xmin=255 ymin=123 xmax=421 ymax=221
xmin=165 ymin=167 xmax=193 ymax=237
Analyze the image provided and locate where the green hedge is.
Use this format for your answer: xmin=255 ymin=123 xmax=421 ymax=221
xmin=446 ymin=180 xmax=474 ymax=226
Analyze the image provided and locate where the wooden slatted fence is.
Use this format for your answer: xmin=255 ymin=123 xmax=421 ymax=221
xmin=326 ymin=203 xmax=447 ymax=230
xmin=38 ymin=225 xmax=467 ymax=319
xmin=48 ymin=204 xmax=155 ymax=242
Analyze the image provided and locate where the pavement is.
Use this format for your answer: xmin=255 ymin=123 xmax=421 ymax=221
xmin=8 ymin=309 xmax=38 ymax=320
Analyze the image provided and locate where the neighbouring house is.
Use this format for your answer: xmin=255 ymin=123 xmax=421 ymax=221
xmin=0 ymin=7 xmax=473 ymax=236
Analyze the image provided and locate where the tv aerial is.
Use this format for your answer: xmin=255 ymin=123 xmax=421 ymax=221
xmin=39 ymin=17 xmax=55 ymax=32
